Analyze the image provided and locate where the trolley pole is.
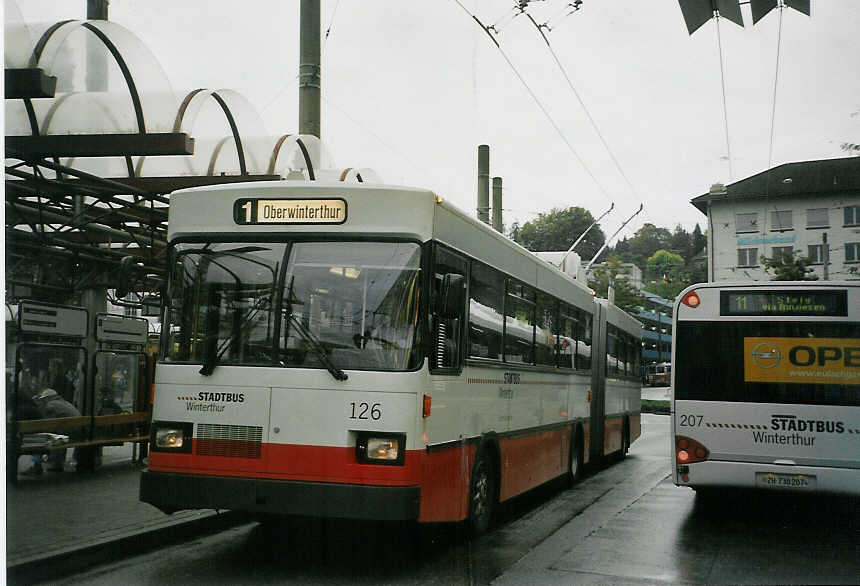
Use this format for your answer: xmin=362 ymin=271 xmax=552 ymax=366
xmin=299 ymin=0 xmax=321 ymax=138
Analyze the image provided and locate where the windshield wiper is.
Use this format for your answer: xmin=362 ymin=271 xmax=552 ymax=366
xmin=200 ymin=296 xmax=273 ymax=376
xmin=288 ymin=314 xmax=348 ymax=382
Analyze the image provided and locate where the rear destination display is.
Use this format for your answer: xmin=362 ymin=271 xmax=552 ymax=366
xmin=721 ymin=290 xmax=847 ymax=317
xmin=234 ymin=198 xmax=347 ymax=225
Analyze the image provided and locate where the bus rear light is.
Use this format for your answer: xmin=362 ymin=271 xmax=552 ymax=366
xmin=423 ymin=394 xmax=432 ymax=418
xmin=675 ymin=435 xmax=709 ymax=464
xmin=681 ymin=290 xmax=701 ymax=308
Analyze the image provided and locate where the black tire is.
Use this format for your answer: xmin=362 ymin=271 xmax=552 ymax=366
xmin=567 ymin=428 xmax=583 ymax=487
xmin=468 ymin=450 xmax=496 ymax=536
xmin=619 ymin=419 xmax=630 ymax=459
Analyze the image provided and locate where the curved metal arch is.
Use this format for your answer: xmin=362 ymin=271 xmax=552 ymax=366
xmin=269 ymin=134 xmax=315 ymax=179
xmin=30 ymin=20 xmax=148 ymax=134
xmin=269 ymin=134 xmax=293 ymax=175
xmin=338 ymin=168 xmax=364 ymax=183
xmin=23 ymin=19 xmax=75 ymax=137
xmin=174 ymin=88 xmax=247 ymax=175
xmin=295 ymin=137 xmax=315 ymax=180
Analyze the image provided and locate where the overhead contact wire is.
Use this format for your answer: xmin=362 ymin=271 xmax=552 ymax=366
xmin=715 ymin=14 xmax=734 ymax=181
xmin=527 ymin=13 xmax=641 ymax=206
xmin=766 ymin=4 xmax=785 ymax=183
xmin=451 ymin=0 xmax=614 ymax=206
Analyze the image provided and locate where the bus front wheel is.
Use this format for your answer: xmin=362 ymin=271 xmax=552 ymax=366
xmin=468 ymin=451 xmax=496 ymax=536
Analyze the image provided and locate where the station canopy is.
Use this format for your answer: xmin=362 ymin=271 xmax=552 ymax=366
xmin=5 ymin=2 xmax=379 ymax=306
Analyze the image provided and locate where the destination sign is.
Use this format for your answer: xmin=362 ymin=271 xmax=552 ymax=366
xmin=234 ymin=198 xmax=347 ymax=225
xmin=721 ymin=290 xmax=847 ymax=317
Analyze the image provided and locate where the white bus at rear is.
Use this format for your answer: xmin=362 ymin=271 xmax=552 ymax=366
xmin=671 ymin=282 xmax=860 ymax=496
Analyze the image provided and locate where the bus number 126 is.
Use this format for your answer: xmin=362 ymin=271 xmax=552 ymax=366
xmin=349 ymin=402 xmax=382 ymax=420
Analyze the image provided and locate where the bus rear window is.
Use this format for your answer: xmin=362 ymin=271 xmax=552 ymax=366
xmin=674 ymin=321 xmax=860 ymax=406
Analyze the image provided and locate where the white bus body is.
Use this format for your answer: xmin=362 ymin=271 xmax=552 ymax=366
xmin=672 ymin=282 xmax=860 ymax=496
xmin=140 ymin=181 xmax=642 ymax=528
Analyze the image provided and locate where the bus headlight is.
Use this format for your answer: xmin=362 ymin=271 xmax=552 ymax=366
xmin=356 ymin=432 xmax=406 ymax=466
xmin=151 ymin=421 xmax=193 ymax=453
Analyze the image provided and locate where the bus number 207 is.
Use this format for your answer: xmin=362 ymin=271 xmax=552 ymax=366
xmin=679 ymin=414 xmax=704 ymax=427
xmin=349 ymin=402 xmax=382 ymax=420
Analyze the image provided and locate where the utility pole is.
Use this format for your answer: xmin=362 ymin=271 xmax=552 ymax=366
xmin=492 ymin=176 xmax=503 ymax=232
xmin=299 ymin=0 xmax=321 ymax=138
xmin=477 ymin=145 xmax=490 ymax=225
xmin=823 ymin=232 xmax=829 ymax=280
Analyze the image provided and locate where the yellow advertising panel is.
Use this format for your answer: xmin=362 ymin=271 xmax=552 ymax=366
xmin=744 ymin=337 xmax=860 ymax=385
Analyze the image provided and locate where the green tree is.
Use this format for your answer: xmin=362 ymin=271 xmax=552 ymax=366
xmin=691 ymin=224 xmax=706 ymax=257
xmin=513 ymin=207 xmax=606 ymax=261
xmin=644 ymin=250 xmax=687 ymax=299
xmin=647 ymin=249 xmax=685 ymax=280
xmin=761 ymin=251 xmax=819 ymax=281
xmin=623 ymin=223 xmax=672 ymax=269
xmin=669 ymin=224 xmax=692 ymax=262
xmin=588 ymin=256 xmax=641 ymax=314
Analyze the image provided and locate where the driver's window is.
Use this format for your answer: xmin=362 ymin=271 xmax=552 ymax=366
xmin=431 ymin=245 xmax=467 ymax=371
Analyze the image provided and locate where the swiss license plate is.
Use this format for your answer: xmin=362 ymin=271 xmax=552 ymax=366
xmin=756 ymin=472 xmax=816 ymax=490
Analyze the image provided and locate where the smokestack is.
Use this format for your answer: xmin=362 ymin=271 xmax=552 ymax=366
xmin=477 ymin=145 xmax=490 ymax=225
xmin=492 ymin=176 xmax=503 ymax=233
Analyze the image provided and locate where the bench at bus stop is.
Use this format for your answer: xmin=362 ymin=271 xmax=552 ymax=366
xmin=11 ymin=412 xmax=150 ymax=478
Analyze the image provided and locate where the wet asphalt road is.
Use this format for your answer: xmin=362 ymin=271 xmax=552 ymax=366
xmin=42 ymin=414 xmax=859 ymax=585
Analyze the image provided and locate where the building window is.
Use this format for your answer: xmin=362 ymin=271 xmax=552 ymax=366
xmin=807 ymin=244 xmax=826 ymax=265
xmin=737 ymin=248 xmax=758 ymax=267
xmin=806 ymin=208 xmax=829 ymax=229
xmin=771 ymin=245 xmax=793 ymax=260
xmin=770 ymin=210 xmax=793 ymax=231
xmin=846 ymin=242 xmax=860 ymax=263
xmin=845 ymin=205 xmax=860 ymax=227
xmin=736 ymin=212 xmax=758 ymax=233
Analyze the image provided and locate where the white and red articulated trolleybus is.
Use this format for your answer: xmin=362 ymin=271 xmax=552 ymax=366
xmin=139 ymin=181 xmax=642 ymax=533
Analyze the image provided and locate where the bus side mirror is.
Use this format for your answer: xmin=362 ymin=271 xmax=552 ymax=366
xmin=115 ymin=256 xmax=136 ymax=299
xmin=440 ymin=273 xmax=465 ymax=318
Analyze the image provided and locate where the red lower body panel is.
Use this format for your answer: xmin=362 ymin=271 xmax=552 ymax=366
xmin=498 ymin=427 xmax=569 ymax=501
xmin=148 ymin=423 xmax=586 ymax=523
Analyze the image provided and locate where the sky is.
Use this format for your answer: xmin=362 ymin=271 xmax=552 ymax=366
xmin=10 ymin=0 xmax=860 ymax=244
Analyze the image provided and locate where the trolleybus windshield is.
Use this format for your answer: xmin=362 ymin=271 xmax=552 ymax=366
xmin=163 ymin=240 xmax=423 ymax=372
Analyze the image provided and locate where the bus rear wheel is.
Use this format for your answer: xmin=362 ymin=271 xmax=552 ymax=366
xmin=567 ymin=428 xmax=583 ymax=486
xmin=468 ymin=452 xmax=496 ymax=536
xmin=618 ymin=419 xmax=630 ymax=459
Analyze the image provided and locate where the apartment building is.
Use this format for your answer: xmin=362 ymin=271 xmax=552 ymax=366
xmin=690 ymin=156 xmax=860 ymax=281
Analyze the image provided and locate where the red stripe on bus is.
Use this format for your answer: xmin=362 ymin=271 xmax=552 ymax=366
xmin=417 ymin=443 xmax=475 ymax=522
xmin=498 ymin=427 xmax=570 ymax=501
xmin=148 ymin=442 xmax=421 ymax=485
xmin=604 ymin=416 xmax=623 ymax=455
xmin=630 ymin=414 xmax=642 ymax=444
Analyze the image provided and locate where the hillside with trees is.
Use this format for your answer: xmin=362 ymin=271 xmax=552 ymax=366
xmin=511 ymin=209 xmax=708 ymax=304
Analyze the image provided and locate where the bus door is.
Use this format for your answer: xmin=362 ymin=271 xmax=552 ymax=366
xmin=589 ymin=302 xmax=608 ymax=463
